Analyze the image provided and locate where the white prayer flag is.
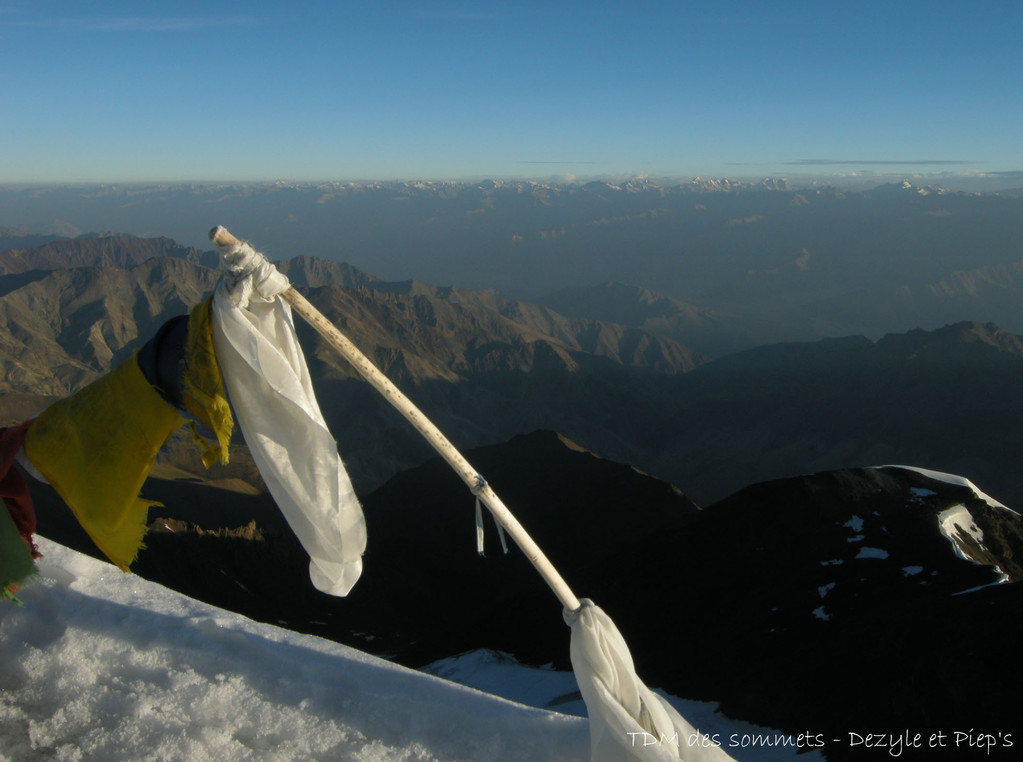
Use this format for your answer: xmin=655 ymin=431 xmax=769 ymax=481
xmin=566 ymin=601 xmax=736 ymax=762
xmin=210 ymin=238 xmax=366 ymax=596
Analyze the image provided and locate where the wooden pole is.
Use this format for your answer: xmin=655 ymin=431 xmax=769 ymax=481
xmin=209 ymin=226 xmax=581 ymax=612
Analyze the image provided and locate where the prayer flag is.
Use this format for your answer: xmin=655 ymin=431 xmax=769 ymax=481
xmin=1 ymin=422 xmax=36 ymax=602
xmin=210 ymin=235 xmax=366 ymax=596
xmin=0 ymin=506 xmax=35 ymax=602
xmin=19 ymin=300 xmax=232 ymax=573
xmin=566 ymin=601 xmax=736 ymax=762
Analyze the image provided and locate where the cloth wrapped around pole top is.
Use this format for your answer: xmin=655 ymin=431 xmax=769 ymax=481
xmin=565 ymin=601 xmax=736 ymax=762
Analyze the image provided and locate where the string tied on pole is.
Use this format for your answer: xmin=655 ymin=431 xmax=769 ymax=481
xmin=471 ymin=473 xmax=508 ymax=556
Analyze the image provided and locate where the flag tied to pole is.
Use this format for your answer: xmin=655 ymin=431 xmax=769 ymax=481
xmin=2 ymin=239 xmax=365 ymax=599
xmin=210 ymin=235 xmax=366 ymax=596
xmin=566 ymin=600 xmax=736 ymax=762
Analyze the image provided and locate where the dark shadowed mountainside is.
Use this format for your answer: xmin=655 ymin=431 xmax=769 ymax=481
xmin=538 ymin=281 xmax=756 ymax=357
xmin=34 ymin=433 xmax=1023 ymax=759
xmin=289 ymin=277 xmax=702 ymax=491
xmin=656 ymin=321 xmax=1023 ymax=509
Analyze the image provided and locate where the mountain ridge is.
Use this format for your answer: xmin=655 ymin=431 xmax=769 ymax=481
xmin=6 ymin=233 xmax=1023 ymax=511
xmin=654 ymin=319 xmax=1023 ymax=508
xmin=0 ymin=233 xmax=217 ymax=274
xmin=6 ymin=180 xmax=1023 ymax=335
xmin=0 ymin=233 xmax=701 ymax=493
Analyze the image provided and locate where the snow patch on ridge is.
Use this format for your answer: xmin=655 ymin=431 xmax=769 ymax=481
xmin=856 ymin=547 xmax=889 ymax=560
xmin=843 ymin=515 xmax=864 ymax=532
xmin=873 ymin=465 xmax=1015 ymax=585
xmin=878 ymin=465 xmax=1017 ymax=514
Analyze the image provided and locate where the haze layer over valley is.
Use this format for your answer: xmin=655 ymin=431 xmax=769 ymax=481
xmin=5 ymin=178 xmax=1023 ymax=354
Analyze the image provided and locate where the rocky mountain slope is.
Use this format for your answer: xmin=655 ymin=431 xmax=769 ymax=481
xmin=0 ymin=256 xmax=222 ymax=396
xmin=0 ymin=233 xmax=701 ymax=491
xmin=6 ymin=232 xmax=1023 ymax=513
xmin=0 ymin=233 xmax=217 ymax=275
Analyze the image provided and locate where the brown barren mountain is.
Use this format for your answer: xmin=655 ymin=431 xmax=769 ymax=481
xmin=0 ymin=233 xmax=701 ymax=494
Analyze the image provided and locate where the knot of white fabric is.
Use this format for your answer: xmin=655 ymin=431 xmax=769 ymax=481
xmin=564 ymin=599 xmax=738 ymax=762
xmin=219 ymin=240 xmax=291 ymax=307
xmin=562 ymin=597 xmax=595 ymax=625
xmin=471 ymin=474 xmax=509 ymax=556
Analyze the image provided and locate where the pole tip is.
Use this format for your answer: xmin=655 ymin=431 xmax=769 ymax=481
xmin=209 ymin=225 xmax=239 ymax=247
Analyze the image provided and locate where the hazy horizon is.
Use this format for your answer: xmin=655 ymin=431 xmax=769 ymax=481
xmin=2 ymin=169 xmax=1022 ymax=194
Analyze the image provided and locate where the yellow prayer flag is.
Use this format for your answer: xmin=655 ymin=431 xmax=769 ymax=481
xmin=183 ymin=298 xmax=233 ymax=468
xmin=24 ymin=355 xmax=183 ymax=570
xmin=22 ymin=297 xmax=234 ymax=571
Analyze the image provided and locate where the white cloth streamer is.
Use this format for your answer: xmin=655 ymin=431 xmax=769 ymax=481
xmin=472 ymin=475 xmax=508 ymax=556
xmin=565 ymin=601 xmax=736 ymax=762
xmin=211 ymin=240 xmax=366 ymax=596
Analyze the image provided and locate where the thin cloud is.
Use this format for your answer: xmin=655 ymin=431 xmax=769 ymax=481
xmin=9 ymin=15 xmax=258 ymax=32
xmin=406 ymin=10 xmax=515 ymax=21
xmin=94 ymin=16 xmax=257 ymax=32
xmin=788 ymin=159 xmax=977 ymax=167
xmin=975 ymin=170 xmax=1023 ymax=177
xmin=518 ymin=161 xmax=605 ymax=165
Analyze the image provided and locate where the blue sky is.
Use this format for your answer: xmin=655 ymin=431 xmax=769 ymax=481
xmin=2 ymin=0 xmax=1021 ymax=183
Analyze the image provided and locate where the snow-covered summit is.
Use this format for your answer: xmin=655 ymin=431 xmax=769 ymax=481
xmin=1 ymin=538 xmax=814 ymax=762
xmin=0 ymin=538 xmax=588 ymax=762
